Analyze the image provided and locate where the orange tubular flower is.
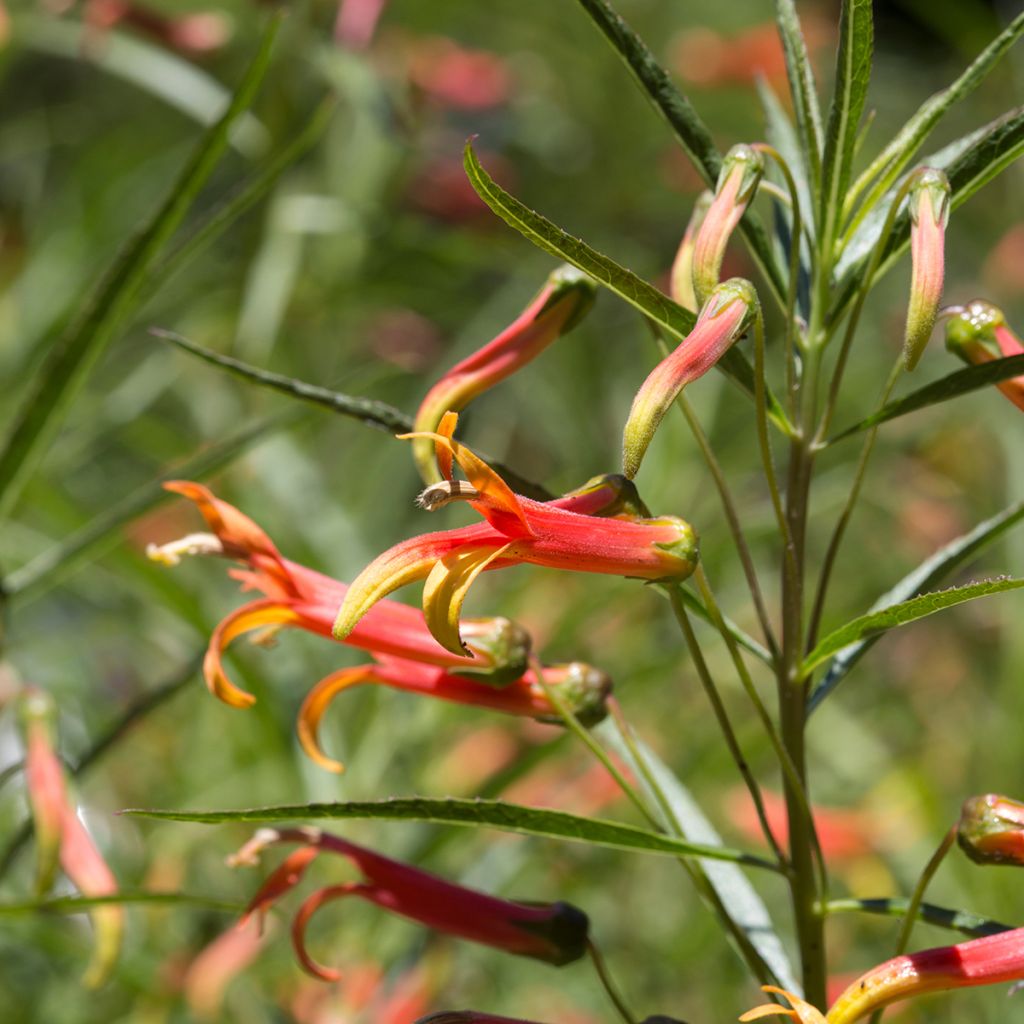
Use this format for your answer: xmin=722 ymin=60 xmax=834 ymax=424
xmin=413 ymin=266 xmax=595 ymax=482
xmin=957 ymin=793 xmax=1024 ymax=866
xmin=945 ymin=300 xmax=1024 ymax=411
xmin=17 ymin=688 xmax=123 ymax=988
xmin=743 ymin=926 xmax=1024 ymax=1023
xmin=230 ymin=827 xmax=590 ymax=982
xmin=691 ymin=144 xmax=764 ymax=305
xmin=903 ymin=168 xmax=951 ymax=370
xmin=333 ymin=414 xmax=698 ymax=655
xmin=622 ymin=279 xmax=757 ymax=479
xmin=152 ymin=482 xmax=612 ymax=771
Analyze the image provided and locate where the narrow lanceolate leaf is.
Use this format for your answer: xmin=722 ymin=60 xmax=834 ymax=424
xmin=803 ymin=577 xmax=1024 ymax=674
xmin=123 ymin=797 xmax=779 ymax=870
xmin=832 ymin=107 xmax=1024 ymax=320
xmin=830 ymin=354 xmax=1024 ymax=441
xmin=569 ymin=0 xmax=785 ymax=306
xmin=0 ymin=14 xmax=283 ymax=520
xmin=463 ymin=144 xmax=793 ymax=435
xmin=0 ymin=892 xmax=242 ymax=916
xmin=819 ymin=0 xmax=873 ymax=241
xmin=1 ymin=414 xmax=300 ymax=602
xmin=599 ymin=725 xmax=799 ymax=992
xmin=809 ymin=502 xmax=1024 ymax=711
xmin=824 ymin=898 xmax=1012 ymax=940
xmin=773 ymin=0 xmax=824 ymax=191
xmin=848 ymin=11 xmax=1024 ymax=220
xmin=153 ymin=331 xmax=552 ymax=501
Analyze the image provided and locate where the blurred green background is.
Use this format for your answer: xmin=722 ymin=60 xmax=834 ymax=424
xmin=0 ymin=0 xmax=1023 ymax=1020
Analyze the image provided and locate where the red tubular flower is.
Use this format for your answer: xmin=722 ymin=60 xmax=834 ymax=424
xmin=230 ymin=827 xmax=590 ymax=982
xmin=691 ymin=144 xmax=764 ymax=305
xmin=333 ymin=415 xmax=698 ymax=655
xmin=17 ymin=688 xmax=123 ymax=988
xmin=413 ymin=266 xmax=595 ymax=482
xmin=743 ymin=927 xmax=1024 ymax=1023
xmin=957 ymin=793 xmax=1024 ymax=866
xmin=298 ymin=659 xmax=610 ymax=772
xmin=903 ymin=168 xmax=951 ymax=370
xmin=622 ymin=279 xmax=757 ymax=479
xmin=945 ymin=300 xmax=1024 ymax=411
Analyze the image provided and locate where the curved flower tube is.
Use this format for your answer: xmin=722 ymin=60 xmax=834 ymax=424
xmin=333 ymin=414 xmax=699 ymax=654
xmin=903 ymin=168 xmax=950 ymax=370
xmin=413 ymin=265 xmax=595 ymax=482
xmin=230 ymin=827 xmax=590 ymax=982
xmin=622 ymin=280 xmax=757 ymax=479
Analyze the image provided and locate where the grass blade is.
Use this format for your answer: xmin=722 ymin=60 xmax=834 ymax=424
xmin=809 ymin=500 xmax=1024 ymax=711
xmin=0 ymin=13 xmax=284 ymax=519
xmin=123 ymin=797 xmax=780 ymax=871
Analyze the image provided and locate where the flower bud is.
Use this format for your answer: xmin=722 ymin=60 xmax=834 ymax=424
xmin=414 ymin=265 xmax=596 ymax=481
xmin=903 ymin=168 xmax=951 ymax=370
xmin=670 ymin=190 xmax=713 ymax=312
xmin=17 ymin=688 xmax=63 ymax=897
xmin=538 ymin=662 xmax=613 ymax=727
xmin=691 ymin=145 xmax=764 ymax=305
xmin=945 ymin=300 xmax=1024 ymax=411
xmin=622 ymin=279 xmax=757 ymax=479
xmin=457 ymin=617 xmax=532 ymax=687
xmin=957 ymin=793 xmax=1024 ymax=866
xmin=559 ymin=472 xmax=652 ymax=519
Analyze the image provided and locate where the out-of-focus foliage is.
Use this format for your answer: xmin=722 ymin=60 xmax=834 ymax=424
xmin=0 ymin=0 xmax=1022 ymax=1021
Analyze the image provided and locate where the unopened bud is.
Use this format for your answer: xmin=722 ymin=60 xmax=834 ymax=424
xmin=623 ymin=279 xmax=757 ymax=478
xmin=539 ymin=662 xmax=613 ymax=727
xmin=945 ymin=300 xmax=1024 ymax=412
xmin=903 ymin=168 xmax=951 ymax=370
xmin=692 ymin=145 xmax=764 ymax=305
xmin=671 ymin=190 xmax=713 ymax=312
xmin=458 ymin=617 xmax=532 ymax=687
xmin=958 ymin=794 xmax=1024 ymax=866
xmin=559 ymin=473 xmax=652 ymax=519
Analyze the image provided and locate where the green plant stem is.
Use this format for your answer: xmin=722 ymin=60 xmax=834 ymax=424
xmin=606 ymin=700 xmax=780 ymax=987
xmin=806 ymin=358 xmax=902 ymax=650
xmin=822 ymin=897 xmax=1011 ymax=939
xmin=869 ymin=826 xmax=956 ymax=1024
xmin=664 ymin=586 xmax=783 ymax=867
xmin=588 ymin=939 xmax=639 ymax=1024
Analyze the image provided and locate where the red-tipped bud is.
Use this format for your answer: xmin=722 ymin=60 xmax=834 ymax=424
xmin=670 ymin=190 xmax=714 ymax=312
xmin=957 ymin=793 xmax=1024 ymax=866
xmin=413 ymin=266 xmax=595 ymax=481
xmin=622 ymin=279 xmax=757 ymax=478
xmin=944 ymin=300 xmax=1024 ymax=411
xmin=692 ymin=145 xmax=764 ymax=305
xmin=903 ymin=168 xmax=951 ymax=370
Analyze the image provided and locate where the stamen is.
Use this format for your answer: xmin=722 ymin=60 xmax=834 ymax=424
xmin=416 ymin=480 xmax=481 ymax=511
xmin=227 ymin=828 xmax=282 ymax=868
xmin=147 ymin=532 xmax=224 ymax=566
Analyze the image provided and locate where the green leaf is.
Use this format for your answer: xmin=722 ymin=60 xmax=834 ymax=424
xmin=598 ymin=725 xmax=799 ymax=992
xmin=773 ymin=0 xmax=824 ymax=192
xmin=2 ymin=414 xmax=300 ymax=602
xmin=820 ymin=0 xmax=873 ymax=240
xmin=569 ymin=0 xmax=785 ymax=307
xmin=0 ymin=14 xmax=284 ymax=520
xmin=847 ymin=11 xmax=1024 ymax=223
xmin=809 ymin=501 xmax=1024 ymax=710
xmin=123 ymin=797 xmax=779 ymax=871
xmin=824 ymin=898 xmax=1012 ymax=940
xmin=803 ymin=577 xmax=1024 ymax=674
xmin=830 ymin=354 xmax=1024 ymax=441
xmin=0 ymin=892 xmax=242 ymax=916
xmin=462 ymin=143 xmax=793 ymax=435
xmin=153 ymin=330 xmax=553 ymax=501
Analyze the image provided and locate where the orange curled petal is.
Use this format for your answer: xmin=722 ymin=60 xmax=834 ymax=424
xmin=743 ymin=988 xmax=826 ymax=1024
xmin=739 ymin=1005 xmax=797 ymax=1021
xmin=291 ymin=883 xmax=365 ymax=982
xmin=398 ymin=429 xmax=531 ymax=538
xmin=205 ymin=600 xmax=304 ymax=709
xmin=297 ymin=666 xmax=379 ymax=773
xmin=422 ymin=543 xmax=512 ymax=655
xmin=241 ymin=847 xmax=320 ymax=927
xmin=436 ymin=410 xmax=459 ymax=482
xmin=332 ymin=534 xmax=458 ymax=641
